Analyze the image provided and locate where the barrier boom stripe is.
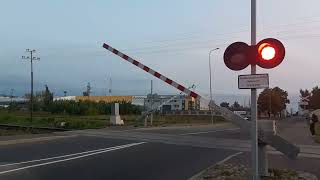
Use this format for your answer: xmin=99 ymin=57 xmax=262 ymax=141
xmin=102 ymin=43 xmax=199 ymax=99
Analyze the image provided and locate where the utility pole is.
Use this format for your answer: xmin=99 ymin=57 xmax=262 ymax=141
xmin=108 ymin=77 xmax=112 ymax=96
xmin=9 ymin=89 xmax=14 ymax=112
xmin=10 ymin=89 xmax=14 ymax=104
xmin=150 ymin=80 xmax=153 ymax=126
xmin=209 ymin=48 xmax=219 ymax=124
xmin=22 ymin=49 xmax=40 ymax=122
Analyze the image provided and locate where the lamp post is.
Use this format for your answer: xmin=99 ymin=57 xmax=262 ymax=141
xmin=209 ymin=47 xmax=219 ymax=124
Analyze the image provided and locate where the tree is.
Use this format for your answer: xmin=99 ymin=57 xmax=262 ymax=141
xmin=258 ymin=87 xmax=289 ymax=117
xmin=232 ymin=101 xmax=240 ymax=108
xmin=43 ymin=85 xmax=53 ymax=109
xmin=220 ymin=102 xmax=230 ymax=109
xmin=230 ymin=101 xmax=242 ymax=111
xmin=83 ymin=83 xmax=91 ymax=96
xmin=310 ymin=86 xmax=320 ymax=109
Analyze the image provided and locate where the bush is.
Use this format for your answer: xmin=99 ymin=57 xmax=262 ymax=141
xmin=53 ymin=118 xmax=106 ymax=129
xmin=47 ymin=100 xmax=142 ymax=116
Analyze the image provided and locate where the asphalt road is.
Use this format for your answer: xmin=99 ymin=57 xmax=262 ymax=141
xmin=0 ymin=135 xmax=237 ymax=180
xmin=0 ymin=119 xmax=319 ymax=179
xmin=132 ymin=123 xmax=249 ymax=140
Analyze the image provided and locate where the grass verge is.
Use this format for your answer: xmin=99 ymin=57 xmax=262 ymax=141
xmin=193 ymin=163 xmax=317 ymax=180
xmin=0 ymin=110 xmax=225 ymax=131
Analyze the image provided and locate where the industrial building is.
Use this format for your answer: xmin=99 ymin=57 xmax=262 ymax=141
xmin=143 ymin=94 xmax=200 ymax=112
xmin=53 ymin=94 xmax=200 ymax=113
xmin=54 ymin=96 xmax=133 ymax=103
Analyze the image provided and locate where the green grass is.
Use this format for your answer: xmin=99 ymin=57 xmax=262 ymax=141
xmin=0 ymin=110 xmax=225 ymax=131
xmin=0 ymin=111 xmax=108 ymax=130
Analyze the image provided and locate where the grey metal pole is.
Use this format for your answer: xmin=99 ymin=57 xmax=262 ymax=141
xmin=250 ymin=0 xmax=259 ymax=179
xmin=150 ymin=80 xmax=153 ymax=126
xmin=209 ymin=48 xmax=219 ymax=124
xmin=22 ymin=49 xmax=39 ymax=122
xmin=30 ymin=51 xmax=34 ymax=122
xmin=10 ymin=89 xmax=14 ymax=104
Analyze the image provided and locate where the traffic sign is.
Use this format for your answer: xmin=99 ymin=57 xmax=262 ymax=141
xmin=238 ymin=74 xmax=269 ymax=89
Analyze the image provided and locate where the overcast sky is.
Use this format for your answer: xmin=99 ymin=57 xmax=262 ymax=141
xmin=1 ymin=0 xmax=320 ymax=99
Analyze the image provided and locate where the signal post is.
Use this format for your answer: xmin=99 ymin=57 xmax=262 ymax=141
xmin=224 ymin=25 xmax=286 ymax=179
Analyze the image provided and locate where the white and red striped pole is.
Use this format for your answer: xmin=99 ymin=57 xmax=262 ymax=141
xmin=102 ymin=42 xmax=255 ymax=130
xmin=102 ymin=43 xmax=200 ymax=99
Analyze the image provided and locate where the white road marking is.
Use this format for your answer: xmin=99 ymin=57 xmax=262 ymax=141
xmin=179 ymin=128 xmax=240 ymax=136
xmin=216 ymin=152 xmax=243 ymax=165
xmin=0 ymin=143 xmax=141 ymax=167
xmin=0 ymin=142 xmax=145 ymax=175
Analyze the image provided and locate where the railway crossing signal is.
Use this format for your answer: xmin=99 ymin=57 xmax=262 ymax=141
xmin=223 ymin=38 xmax=286 ymax=71
xmin=102 ymin=40 xmax=299 ymax=179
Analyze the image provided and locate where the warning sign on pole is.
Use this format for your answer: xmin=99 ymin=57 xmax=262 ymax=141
xmin=238 ymin=74 xmax=269 ymax=89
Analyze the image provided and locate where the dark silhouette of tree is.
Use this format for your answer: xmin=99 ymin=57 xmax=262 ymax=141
xmin=43 ymin=85 xmax=53 ymax=109
xmin=310 ymin=86 xmax=320 ymax=109
xmin=83 ymin=83 xmax=91 ymax=96
xmin=220 ymin=102 xmax=230 ymax=108
xmin=258 ymin=87 xmax=289 ymax=117
xmin=230 ymin=101 xmax=241 ymax=111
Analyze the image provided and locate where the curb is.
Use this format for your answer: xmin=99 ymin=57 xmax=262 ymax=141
xmin=0 ymin=135 xmax=76 ymax=146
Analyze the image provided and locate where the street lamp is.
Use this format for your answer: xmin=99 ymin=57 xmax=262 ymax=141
xmin=209 ymin=48 xmax=219 ymax=124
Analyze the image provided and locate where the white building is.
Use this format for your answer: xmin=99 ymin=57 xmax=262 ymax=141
xmin=144 ymin=94 xmax=200 ymax=112
xmin=144 ymin=94 xmax=184 ymax=112
xmin=53 ymin=96 xmax=76 ymax=101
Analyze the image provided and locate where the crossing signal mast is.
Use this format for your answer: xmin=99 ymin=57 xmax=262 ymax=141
xmin=102 ymin=32 xmax=298 ymax=179
xmin=223 ymin=2 xmax=286 ymax=178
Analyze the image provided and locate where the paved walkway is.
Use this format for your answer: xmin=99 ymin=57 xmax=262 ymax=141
xmin=277 ymin=116 xmax=318 ymax=145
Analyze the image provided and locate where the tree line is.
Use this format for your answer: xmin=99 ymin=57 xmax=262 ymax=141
xmin=219 ymin=86 xmax=290 ymax=117
xmin=12 ymin=85 xmax=142 ymax=116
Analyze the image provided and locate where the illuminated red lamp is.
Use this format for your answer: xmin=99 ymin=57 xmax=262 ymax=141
xmin=256 ymin=38 xmax=285 ymax=69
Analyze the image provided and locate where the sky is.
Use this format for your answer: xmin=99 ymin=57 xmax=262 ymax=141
xmin=1 ymin=0 xmax=320 ymax=108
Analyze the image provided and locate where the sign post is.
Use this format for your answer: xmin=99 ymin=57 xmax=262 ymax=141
xmin=250 ymin=0 xmax=260 ymax=179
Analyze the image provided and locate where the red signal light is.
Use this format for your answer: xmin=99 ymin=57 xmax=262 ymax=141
xmin=256 ymin=38 xmax=285 ymax=69
xmin=223 ymin=38 xmax=285 ymax=71
xmin=259 ymin=43 xmax=276 ymax=60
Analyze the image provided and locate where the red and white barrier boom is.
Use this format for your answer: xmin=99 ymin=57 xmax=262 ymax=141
xmin=103 ymin=43 xmax=198 ymax=99
xmin=102 ymin=42 xmax=299 ymax=159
